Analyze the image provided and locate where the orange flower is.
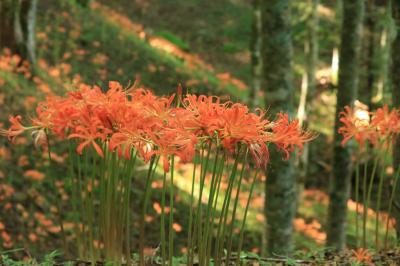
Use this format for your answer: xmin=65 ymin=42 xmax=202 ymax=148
xmin=0 ymin=115 xmax=32 ymax=143
xmin=271 ymin=113 xmax=314 ymax=159
xmin=68 ymin=125 xmax=105 ymax=157
xmin=370 ymin=105 xmax=400 ymax=141
xmin=338 ymin=106 xmax=372 ymax=148
xmin=338 ymin=105 xmax=400 ymax=149
xmin=24 ymin=170 xmax=45 ymax=181
xmin=1 ymin=81 xmax=314 ymax=170
xmin=351 ymin=248 xmax=372 ymax=264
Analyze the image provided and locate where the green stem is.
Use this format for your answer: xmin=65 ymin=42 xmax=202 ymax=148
xmin=355 ymin=159 xmax=360 ymax=247
xmin=45 ymin=132 xmax=67 ymax=254
xmin=364 ymin=155 xmax=379 ymax=248
xmin=375 ymin=149 xmax=387 ymax=249
xmin=226 ymin=149 xmax=248 ymax=262
xmin=68 ymin=140 xmax=82 ymax=258
xmin=200 ymin=147 xmax=221 ymax=265
xmin=124 ymin=149 xmax=137 ymax=265
xmin=187 ymin=152 xmax=198 ymax=266
xmin=169 ymin=156 xmax=175 ymax=266
xmin=139 ymin=155 xmax=159 ymax=266
xmin=193 ymin=142 xmax=212 ymax=261
xmin=236 ymin=170 xmax=259 ymax=265
xmin=206 ymin=154 xmax=226 ymax=265
xmin=87 ymin=147 xmax=96 ymax=262
xmin=215 ymin=149 xmax=241 ymax=265
xmin=161 ymin=170 xmax=167 ymax=266
xmin=384 ymin=165 xmax=400 ymax=248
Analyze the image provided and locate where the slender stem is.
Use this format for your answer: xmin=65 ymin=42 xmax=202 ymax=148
xmin=187 ymin=152 xmax=198 ymax=266
xmin=68 ymin=140 xmax=82 ymax=258
xmin=355 ymin=158 xmax=360 ymax=247
xmin=361 ymin=151 xmax=369 ymax=249
xmin=236 ymin=170 xmax=259 ymax=265
xmin=124 ymin=149 xmax=137 ymax=265
xmin=200 ymin=147 xmax=222 ymax=265
xmin=161 ymin=171 xmax=167 ymax=266
xmin=169 ymin=156 xmax=175 ymax=266
xmin=226 ymin=149 xmax=248 ymax=262
xmin=206 ymin=155 xmax=226 ymax=265
xmin=384 ymin=165 xmax=400 ymax=248
xmin=139 ymin=155 xmax=159 ymax=266
xmin=87 ymin=147 xmax=96 ymax=262
xmin=364 ymin=155 xmax=379 ymax=248
xmin=193 ymin=142 xmax=212 ymax=262
xmin=45 ymin=131 xmax=67 ymax=254
xmin=363 ymin=150 xmax=378 ymax=248
xmin=375 ymin=148 xmax=386 ymax=249
xmin=215 ymin=150 xmax=241 ymax=265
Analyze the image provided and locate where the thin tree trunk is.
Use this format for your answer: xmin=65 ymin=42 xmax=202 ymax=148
xmin=326 ymin=0 xmax=365 ymax=251
xmin=0 ymin=0 xmax=17 ymax=51
xmin=391 ymin=0 xmax=400 ymax=239
xmin=297 ymin=0 xmax=319 ymax=208
xmin=374 ymin=2 xmax=392 ymax=104
xmin=13 ymin=0 xmax=23 ymax=48
xmin=249 ymin=0 xmax=262 ymax=108
xmin=331 ymin=0 xmax=343 ymax=87
xmin=362 ymin=0 xmax=377 ymax=109
xmin=262 ymin=0 xmax=295 ymax=256
xmin=306 ymin=0 xmax=318 ymax=103
xmin=26 ymin=0 xmax=38 ymax=65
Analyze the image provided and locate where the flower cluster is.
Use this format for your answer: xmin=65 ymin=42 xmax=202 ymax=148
xmin=339 ymin=105 xmax=400 ymax=148
xmin=1 ymin=82 xmax=313 ymax=171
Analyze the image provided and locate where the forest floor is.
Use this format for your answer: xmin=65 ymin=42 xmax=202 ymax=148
xmin=0 ymin=0 xmax=398 ymax=263
xmin=2 ymin=248 xmax=400 ymax=265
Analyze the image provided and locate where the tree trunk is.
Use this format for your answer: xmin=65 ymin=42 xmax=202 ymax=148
xmin=262 ymin=0 xmax=295 ymax=256
xmin=26 ymin=0 xmax=38 ymax=65
xmin=326 ymin=0 xmax=365 ymax=251
xmin=0 ymin=0 xmax=17 ymax=51
xmin=391 ymin=0 xmax=400 ymax=239
xmin=361 ymin=0 xmax=377 ymax=109
xmin=249 ymin=0 xmax=262 ymax=108
xmin=0 ymin=0 xmax=37 ymax=65
xmin=297 ymin=0 xmax=319 ymax=208
xmin=306 ymin=0 xmax=318 ymax=104
xmin=13 ymin=0 xmax=26 ymax=58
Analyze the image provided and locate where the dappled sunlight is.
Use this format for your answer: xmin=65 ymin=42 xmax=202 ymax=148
xmin=294 ymin=218 xmax=326 ymax=244
xmin=91 ymin=2 xmax=249 ymax=95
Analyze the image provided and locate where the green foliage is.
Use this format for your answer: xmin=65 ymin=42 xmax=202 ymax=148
xmin=0 ymin=250 xmax=62 ymax=266
xmin=222 ymin=42 xmax=240 ymax=54
xmin=155 ymin=31 xmax=190 ymax=51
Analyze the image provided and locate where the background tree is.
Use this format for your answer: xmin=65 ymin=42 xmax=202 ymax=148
xmin=391 ymin=0 xmax=400 ymax=239
xmin=0 ymin=0 xmax=17 ymax=51
xmin=296 ymin=0 xmax=319 ymax=206
xmin=249 ymin=0 xmax=262 ymax=109
xmin=262 ymin=0 xmax=295 ymax=255
xmin=326 ymin=0 xmax=365 ymax=250
xmin=0 ymin=0 xmax=38 ymax=65
xmin=360 ymin=0 xmax=377 ymax=109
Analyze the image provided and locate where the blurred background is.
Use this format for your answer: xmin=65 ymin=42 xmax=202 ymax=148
xmin=0 ymin=0 xmax=399 ymax=261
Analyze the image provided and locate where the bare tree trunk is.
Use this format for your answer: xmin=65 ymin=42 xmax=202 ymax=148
xmin=374 ymin=2 xmax=393 ymax=104
xmin=306 ymin=0 xmax=318 ymax=104
xmin=13 ymin=0 xmax=27 ymax=61
xmin=391 ymin=0 xmax=400 ymax=239
xmin=26 ymin=0 xmax=38 ymax=65
xmin=326 ymin=0 xmax=365 ymax=251
xmin=0 ymin=0 xmax=17 ymax=51
xmin=262 ymin=0 xmax=295 ymax=256
xmin=0 ymin=0 xmax=37 ymax=65
xmin=249 ymin=0 xmax=262 ymax=108
xmin=361 ymin=0 xmax=377 ymax=109
xmin=297 ymin=0 xmax=319 ymax=208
